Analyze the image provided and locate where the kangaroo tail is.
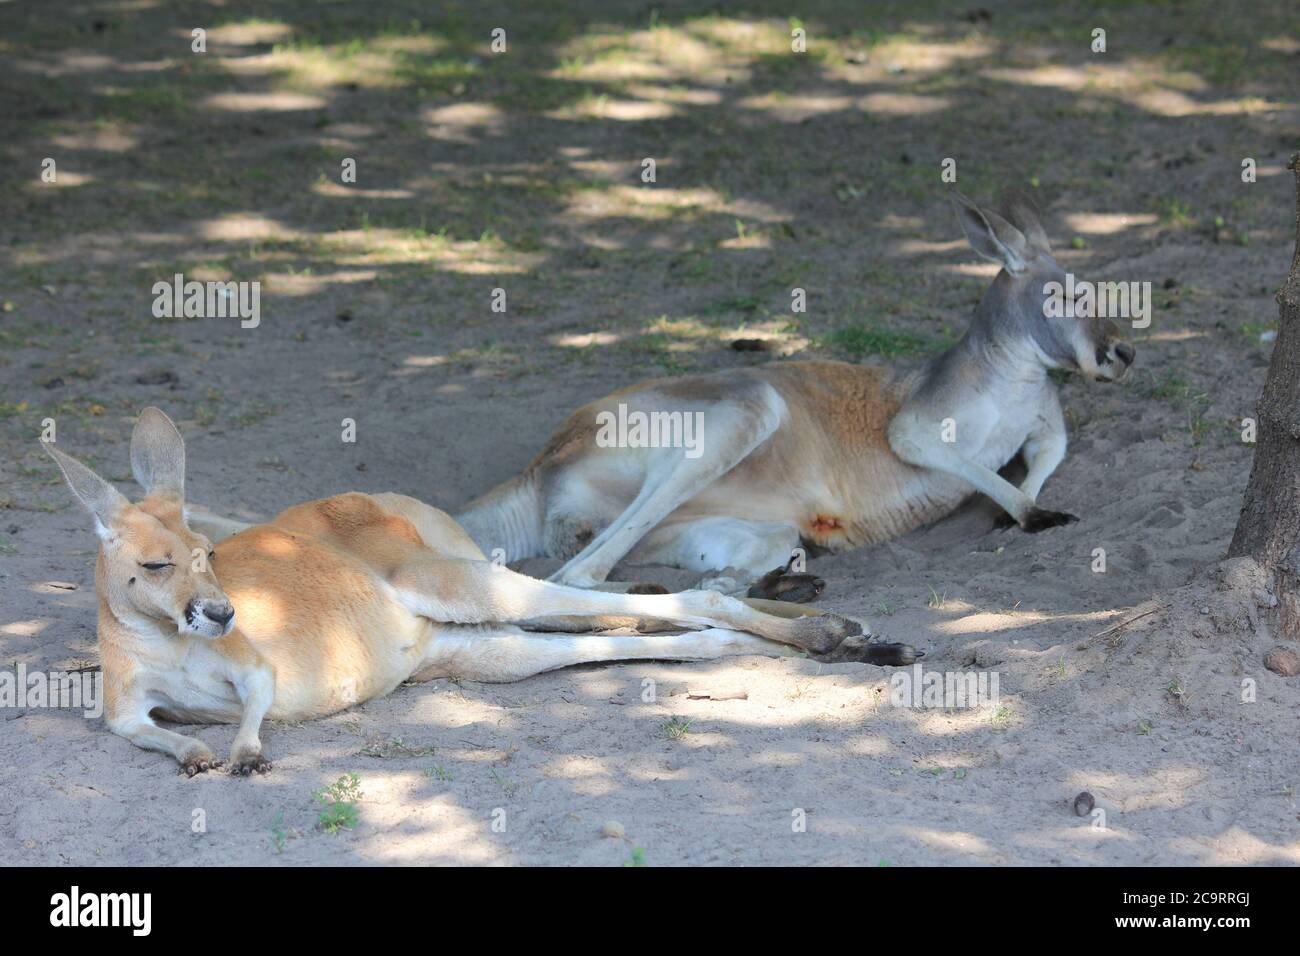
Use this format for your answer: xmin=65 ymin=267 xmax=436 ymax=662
xmin=455 ymin=473 xmax=545 ymax=563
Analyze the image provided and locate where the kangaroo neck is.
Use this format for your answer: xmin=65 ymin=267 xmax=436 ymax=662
xmin=923 ymin=324 xmax=1049 ymax=394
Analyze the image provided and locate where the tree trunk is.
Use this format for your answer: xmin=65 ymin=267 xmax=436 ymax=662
xmin=1228 ymin=153 xmax=1300 ymax=638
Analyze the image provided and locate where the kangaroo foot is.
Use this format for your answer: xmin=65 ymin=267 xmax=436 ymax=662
xmin=995 ymin=508 xmax=1078 ymax=533
xmin=815 ymin=639 xmax=921 ymax=667
xmin=1020 ymin=507 xmax=1079 ymax=532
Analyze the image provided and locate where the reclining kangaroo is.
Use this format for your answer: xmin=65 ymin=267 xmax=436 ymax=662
xmin=457 ymin=190 xmax=1135 ymax=594
xmin=46 ymin=409 xmax=912 ymax=775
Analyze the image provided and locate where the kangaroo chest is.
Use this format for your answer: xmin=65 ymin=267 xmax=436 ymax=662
xmin=966 ymin=384 xmax=1045 ymax=470
xmin=144 ymin=642 xmax=243 ymax=723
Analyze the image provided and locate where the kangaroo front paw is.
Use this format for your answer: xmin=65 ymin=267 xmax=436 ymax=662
xmin=747 ymin=567 xmax=825 ymax=603
xmin=179 ymin=746 xmax=223 ymax=777
xmin=1020 ymin=507 xmax=1079 ymax=533
xmin=229 ymin=748 xmax=273 ymax=776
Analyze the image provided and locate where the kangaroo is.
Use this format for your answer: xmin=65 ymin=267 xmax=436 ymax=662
xmin=45 ymin=408 xmax=914 ymax=775
xmin=456 ymin=189 xmax=1136 ymax=594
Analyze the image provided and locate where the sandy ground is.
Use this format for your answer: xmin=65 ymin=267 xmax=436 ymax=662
xmin=3 ymin=301 xmax=1297 ymax=866
xmin=2 ymin=1 xmax=1299 ymax=865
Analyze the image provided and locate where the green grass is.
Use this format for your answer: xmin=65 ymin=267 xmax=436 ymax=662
xmin=623 ymin=847 xmax=648 ymax=867
xmin=822 ymin=324 xmax=936 ymax=358
xmin=1152 ymin=196 xmax=1196 ymax=229
xmin=357 ymin=736 xmax=436 ymax=758
xmin=313 ymin=773 xmax=362 ymax=834
xmin=1148 ymin=373 xmax=1191 ymax=401
xmin=270 ymin=810 xmax=289 ymax=853
xmin=990 ymin=704 xmax=1013 ymax=729
xmin=658 ymin=716 xmax=691 ymax=740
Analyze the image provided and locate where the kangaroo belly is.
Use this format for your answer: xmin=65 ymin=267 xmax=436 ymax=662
xmin=684 ymin=444 xmax=972 ymax=551
xmin=661 ymin=360 xmax=940 ymax=548
xmin=215 ymin=525 xmax=435 ymax=721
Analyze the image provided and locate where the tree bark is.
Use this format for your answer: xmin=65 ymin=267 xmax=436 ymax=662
xmin=1228 ymin=153 xmax=1300 ymax=638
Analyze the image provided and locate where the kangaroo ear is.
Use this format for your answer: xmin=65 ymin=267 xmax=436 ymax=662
xmin=950 ymin=189 xmax=1031 ymax=275
xmin=130 ymin=406 xmax=186 ymax=500
xmin=44 ymin=443 xmax=129 ymax=539
xmin=997 ymin=188 xmax=1050 ymax=253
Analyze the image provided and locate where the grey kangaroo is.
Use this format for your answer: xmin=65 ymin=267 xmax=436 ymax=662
xmin=457 ymin=188 xmax=1136 ymax=597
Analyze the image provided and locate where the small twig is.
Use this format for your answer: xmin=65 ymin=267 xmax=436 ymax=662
xmin=1086 ymin=604 xmax=1167 ymax=645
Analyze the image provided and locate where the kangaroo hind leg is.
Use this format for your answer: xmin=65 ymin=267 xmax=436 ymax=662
xmin=551 ymin=384 xmax=785 ymax=589
xmin=418 ymin=623 xmax=801 ymax=683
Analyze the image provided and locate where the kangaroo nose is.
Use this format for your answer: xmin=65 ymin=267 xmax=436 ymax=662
xmin=204 ymin=603 xmax=234 ymax=627
xmin=1115 ymin=342 xmax=1136 ymax=365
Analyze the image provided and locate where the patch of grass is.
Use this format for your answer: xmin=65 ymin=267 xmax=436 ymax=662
xmin=99 ymin=85 xmax=190 ymax=120
xmin=1187 ymin=407 xmax=1212 ymax=447
xmin=623 ymin=847 xmax=648 ymax=867
xmin=822 ymin=324 xmax=934 ymax=359
xmin=670 ymin=250 xmax=717 ymax=282
xmin=270 ymin=810 xmax=289 ymax=853
xmin=701 ymin=292 xmax=764 ymax=315
xmin=357 ymin=736 xmax=436 ymax=758
xmin=1152 ymin=196 xmax=1196 ymax=229
xmin=489 ymin=766 xmax=520 ymax=797
xmin=313 ymin=773 xmax=362 ymax=834
xmin=1166 ymin=676 xmax=1190 ymax=711
xmin=1236 ymin=321 xmax=1276 ymax=341
xmin=230 ymin=401 xmax=278 ymax=427
xmin=630 ymin=332 xmax=689 ymax=375
xmin=1148 ymin=373 xmax=1191 ymax=401
xmin=658 ymin=716 xmax=691 ymax=740
xmin=1170 ymin=43 xmax=1249 ymax=87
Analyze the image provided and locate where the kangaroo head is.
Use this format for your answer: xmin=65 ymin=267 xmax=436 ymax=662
xmin=44 ymin=407 xmax=234 ymax=640
xmin=951 ymin=189 xmax=1136 ymax=382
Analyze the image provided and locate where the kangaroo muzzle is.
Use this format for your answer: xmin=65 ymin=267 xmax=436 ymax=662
xmin=183 ymin=597 xmax=236 ymax=637
xmin=1093 ymin=320 xmax=1135 ymax=381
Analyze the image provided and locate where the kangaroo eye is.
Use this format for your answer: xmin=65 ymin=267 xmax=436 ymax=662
xmin=141 ymin=561 xmax=174 ymax=572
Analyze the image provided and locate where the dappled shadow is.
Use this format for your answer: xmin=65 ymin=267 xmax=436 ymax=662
xmin=2 ymin=2 xmax=1296 ymax=388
